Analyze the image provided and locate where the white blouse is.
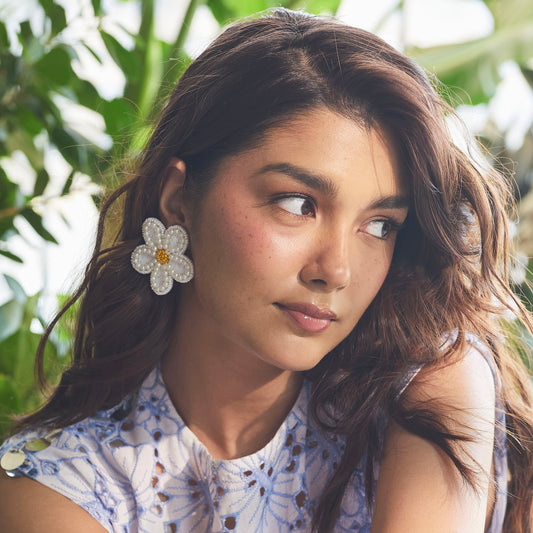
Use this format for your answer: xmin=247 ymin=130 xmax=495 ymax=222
xmin=0 ymin=360 xmax=507 ymax=532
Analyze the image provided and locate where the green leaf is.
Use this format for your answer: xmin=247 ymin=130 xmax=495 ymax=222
xmin=59 ymin=211 xmax=71 ymax=228
xmin=16 ymin=107 xmax=44 ymax=137
xmin=82 ymin=42 xmax=104 ymax=64
xmin=74 ymin=79 xmax=102 ymax=110
xmin=136 ymin=37 xmax=166 ymax=119
xmin=18 ymin=21 xmax=44 ymax=63
xmin=0 ymin=374 xmax=21 ymax=428
xmin=4 ymin=128 xmax=44 ymax=170
xmin=18 ymin=21 xmax=33 ymax=45
xmin=0 ymin=20 xmax=9 ymax=49
xmin=50 ymin=293 xmax=78 ymax=358
xmin=33 ymin=168 xmax=49 ymax=197
xmin=207 ymin=0 xmax=282 ymax=21
xmin=20 ymin=207 xmax=58 ymax=244
xmin=522 ymin=67 xmax=533 ymax=90
xmin=31 ymin=87 xmax=64 ymax=128
xmin=91 ymin=193 xmax=102 ymax=209
xmin=34 ymin=46 xmax=75 ymax=87
xmin=129 ymin=123 xmax=152 ymax=154
xmin=0 ymin=299 xmax=24 ymax=344
xmin=0 ymin=167 xmax=18 ymax=209
xmin=483 ymin=0 xmax=533 ymax=30
xmin=0 ymin=53 xmax=20 ymax=93
xmin=61 ymin=169 xmax=75 ymax=196
xmin=410 ymin=20 xmax=533 ymax=76
xmin=0 ymin=328 xmax=40 ymax=396
xmin=0 ymin=276 xmax=28 ymax=346
xmin=49 ymin=126 xmax=89 ymax=173
xmin=4 ymin=275 xmax=27 ymax=304
xmin=409 ymin=14 xmax=533 ymax=106
xmin=0 ymin=250 xmax=23 ymax=263
xmin=506 ymin=318 xmax=533 ymax=370
xmin=91 ymin=0 xmax=102 ymax=16
xmin=207 ymin=0 xmax=236 ymax=23
xmin=0 ymin=218 xmax=18 ymax=243
xmin=40 ymin=0 xmax=68 ymax=37
xmin=102 ymin=98 xmax=137 ymax=139
xmin=291 ymin=0 xmax=342 ymax=14
xmin=437 ymin=59 xmax=500 ymax=106
xmin=100 ymin=30 xmax=140 ymax=81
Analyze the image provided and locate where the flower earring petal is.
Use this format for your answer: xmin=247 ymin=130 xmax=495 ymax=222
xmin=131 ymin=216 xmax=194 ymax=295
xmin=168 ymin=254 xmax=194 ymax=284
xmin=150 ymin=263 xmax=174 ymax=295
xmin=142 ymin=217 xmax=165 ymax=250
xmin=164 ymin=225 xmax=189 ymax=255
xmin=131 ymin=245 xmax=156 ymax=274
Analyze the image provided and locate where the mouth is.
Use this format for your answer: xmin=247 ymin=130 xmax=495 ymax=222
xmin=275 ymin=302 xmax=337 ymax=333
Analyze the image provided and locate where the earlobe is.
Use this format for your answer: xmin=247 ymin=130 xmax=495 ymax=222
xmin=159 ymin=158 xmax=188 ymax=226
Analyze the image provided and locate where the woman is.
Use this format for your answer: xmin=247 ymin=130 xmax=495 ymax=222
xmin=0 ymin=8 xmax=532 ymax=532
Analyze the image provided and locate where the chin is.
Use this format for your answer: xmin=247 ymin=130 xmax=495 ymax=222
xmin=269 ymin=352 xmax=328 ymax=373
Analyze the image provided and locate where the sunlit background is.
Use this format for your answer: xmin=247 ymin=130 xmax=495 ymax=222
xmin=0 ymin=0 xmax=532 ymax=434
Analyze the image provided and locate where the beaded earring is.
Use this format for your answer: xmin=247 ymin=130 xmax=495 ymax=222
xmin=131 ymin=217 xmax=194 ymax=295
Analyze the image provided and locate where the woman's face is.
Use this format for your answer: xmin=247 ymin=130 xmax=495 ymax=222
xmin=180 ymin=107 xmax=408 ymax=372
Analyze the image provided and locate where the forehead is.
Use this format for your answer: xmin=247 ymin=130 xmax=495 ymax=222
xmin=238 ymin=107 xmax=405 ymax=198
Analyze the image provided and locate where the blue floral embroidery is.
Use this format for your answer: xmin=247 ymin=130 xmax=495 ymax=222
xmin=0 ymin=360 xmax=507 ymax=533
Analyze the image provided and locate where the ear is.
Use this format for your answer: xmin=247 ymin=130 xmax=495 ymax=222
xmin=159 ymin=158 xmax=189 ymax=227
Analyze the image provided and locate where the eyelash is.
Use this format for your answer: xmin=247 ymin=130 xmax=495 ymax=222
xmin=271 ymin=194 xmax=316 ymax=217
xmin=362 ymin=218 xmax=404 ymax=240
xmin=270 ymin=193 xmax=405 ymax=239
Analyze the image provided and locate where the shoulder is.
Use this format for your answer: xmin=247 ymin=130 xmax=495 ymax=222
xmin=0 ymin=365 xmax=176 ymax=531
xmin=0 ymin=413 xmax=126 ymax=531
xmin=0 ymin=395 xmax=138 ymax=531
xmin=371 ymin=343 xmax=497 ymax=532
xmin=405 ymin=341 xmax=496 ymax=419
xmin=0 ymin=467 xmax=108 ymax=532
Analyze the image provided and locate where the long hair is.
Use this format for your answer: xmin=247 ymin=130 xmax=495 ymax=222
xmin=18 ymin=9 xmax=533 ymax=532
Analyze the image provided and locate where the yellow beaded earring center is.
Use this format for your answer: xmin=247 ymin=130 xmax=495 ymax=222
xmin=156 ymin=249 xmax=170 ymax=264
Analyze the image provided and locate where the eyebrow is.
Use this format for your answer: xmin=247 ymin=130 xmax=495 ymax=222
xmin=256 ymin=163 xmax=339 ymax=198
xmin=256 ymin=162 xmax=409 ymax=210
xmin=368 ymin=195 xmax=410 ymax=210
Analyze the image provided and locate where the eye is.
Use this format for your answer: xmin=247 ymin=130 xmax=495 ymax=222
xmin=275 ymin=195 xmax=315 ymax=216
xmin=363 ymin=219 xmax=399 ymax=239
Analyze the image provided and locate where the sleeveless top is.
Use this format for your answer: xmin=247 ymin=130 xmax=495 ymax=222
xmin=0 ymin=356 xmax=507 ymax=532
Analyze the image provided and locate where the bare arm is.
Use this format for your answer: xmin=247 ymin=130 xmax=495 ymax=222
xmin=0 ymin=468 xmax=108 ymax=532
xmin=371 ymin=346 xmax=496 ymax=532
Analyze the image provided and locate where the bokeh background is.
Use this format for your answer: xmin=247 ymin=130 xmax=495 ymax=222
xmin=0 ymin=0 xmax=533 ymax=438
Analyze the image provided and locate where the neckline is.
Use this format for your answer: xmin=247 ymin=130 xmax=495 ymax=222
xmin=146 ymin=364 xmax=310 ymax=464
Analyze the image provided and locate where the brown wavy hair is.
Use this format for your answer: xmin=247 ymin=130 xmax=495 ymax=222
xmin=18 ymin=8 xmax=533 ymax=532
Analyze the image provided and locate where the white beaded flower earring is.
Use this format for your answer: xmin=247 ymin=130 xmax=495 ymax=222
xmin=131 ymin=217 xmax=194 ymax=295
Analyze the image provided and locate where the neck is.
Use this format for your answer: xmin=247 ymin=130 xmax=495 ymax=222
xmin=161 ymin=298 xmax=303 ymax=460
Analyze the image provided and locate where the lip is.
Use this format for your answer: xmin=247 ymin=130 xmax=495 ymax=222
xmin=276 ymin=302 xmax=337 ymax=333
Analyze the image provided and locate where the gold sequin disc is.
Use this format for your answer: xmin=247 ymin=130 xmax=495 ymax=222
xmin=0 ymin=449 xmax=26 ymax=471
xmin=24 ymin=438 xmax=51 ymax=452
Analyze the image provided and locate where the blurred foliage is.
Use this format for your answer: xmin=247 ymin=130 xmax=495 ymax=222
xmin=0 ymin=0 xmax=532 ymax=438
xmin=409 ymin=0 xmax=533 ymax=106
xmin=0 ymin=0 xmax=342 ymax=437
xmin=0 ymin=276 xmax=64 ymax=436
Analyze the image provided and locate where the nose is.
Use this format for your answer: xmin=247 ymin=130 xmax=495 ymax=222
xmin=298 ymin=229 xmax=351 ymax=292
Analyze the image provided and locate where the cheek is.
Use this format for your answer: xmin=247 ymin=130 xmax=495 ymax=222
xmin=372 ymin=251 xmax=393 ymax=286
xmin=195 ymin=205 xmax=288 ymax=298
xmin=350 ymin=247 xmax=394 ymax=305
xmin=215 ymin=206 xmax=300 ymax=278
